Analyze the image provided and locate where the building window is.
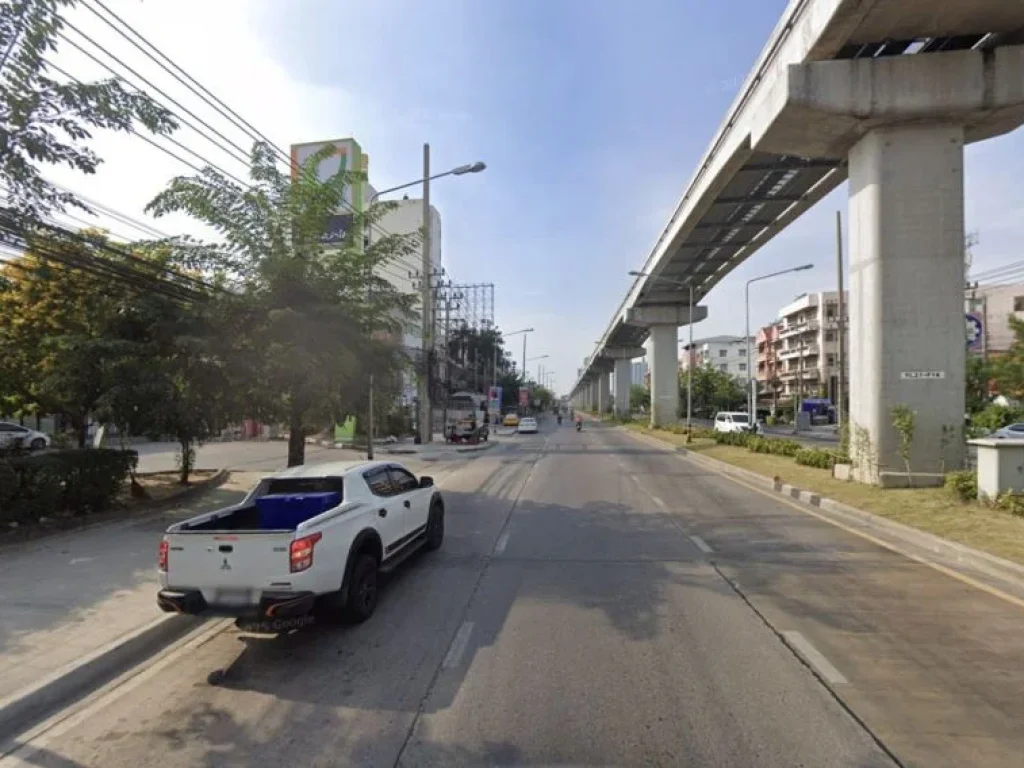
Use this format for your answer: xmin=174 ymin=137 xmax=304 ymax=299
xmin=718 ymin=364 xmax=727 ymax=372
xmin=738 ymin=363 xmax=747 ymax=372
xmin=719 ymin=349 xmax=727 ymax=357
xmin=827 ymin=355 xmax=835 ymax=366
xmin=1015 ymin=296 xmax=1024 ymax=312
xmin=825 ymin=331 xmax=834 ymax=342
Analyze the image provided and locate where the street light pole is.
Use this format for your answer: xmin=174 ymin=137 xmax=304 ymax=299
xmin=744 ymin=264 xmax=815 ymax=423
xmin=418 ymin=142 xmax=433 ymax=444
xmin=687 ymin=283 xmax=693 ymax=435
xmin=366 ymin=147 xmax=484 ymax=445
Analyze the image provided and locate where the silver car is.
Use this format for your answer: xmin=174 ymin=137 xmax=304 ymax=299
xmin=0 ymin=421 xmax=51 ymax=451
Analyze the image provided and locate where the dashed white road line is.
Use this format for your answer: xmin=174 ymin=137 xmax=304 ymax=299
xmin=689 ymin=535 xmax=714 ymax=554
xmin=494 ymin=530 xmax=511 ymax=555
xmin=782 ymin=631 xmax=849 ymax=685
xmin=650 ymin=495 xmax=667 ymax=510
xmin=442 ymin=621 xmax=475 ymax=669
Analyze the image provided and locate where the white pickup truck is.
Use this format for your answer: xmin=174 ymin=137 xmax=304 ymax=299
xmin=156 ymin=460 xmax=445 ymax=632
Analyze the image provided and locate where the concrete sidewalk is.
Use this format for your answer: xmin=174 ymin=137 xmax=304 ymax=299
xmin=0 ymin=452 xmax=473 ymax=739
xmin=0 ymin=473 xmax=260 ymax=736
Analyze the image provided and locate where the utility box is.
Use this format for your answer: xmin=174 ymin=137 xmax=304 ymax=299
xmin=967 ymin=439 xmax=1024 ymax=499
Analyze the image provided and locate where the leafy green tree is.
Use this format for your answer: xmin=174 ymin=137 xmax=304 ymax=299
xmin=629 ymin=384 xmax=650 ymax=411
xmin=102 ymin=265 xmax=228 ymax=484
xmin=965 ymin=354 xmax=992 ymax=415
xmin=0 ymin=231 xmax=134 ymax=446
xmin=0 ymin=0 xmax=177 ymax=223
xmin=146 ymin=142 xmax=417 ymax=466
xmin=993 ymin=316 xmax=1024 ymax=403
xmin=679 ymin=364 xmax=745 ymax=416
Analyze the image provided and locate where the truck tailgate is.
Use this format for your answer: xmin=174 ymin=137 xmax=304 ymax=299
xmin=164 ymin=531 xmax=294 ymax=606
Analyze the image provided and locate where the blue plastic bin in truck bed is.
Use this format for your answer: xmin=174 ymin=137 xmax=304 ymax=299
xmin=255 ymin=492 xmax=341 ymax=530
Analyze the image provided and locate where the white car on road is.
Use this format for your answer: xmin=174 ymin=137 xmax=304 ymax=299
xmin=517 ymin=417 xmax=538 ymax=434
xmin=157 ymin=460 xmax=445 ymax=632
xmin=713 ymin=411 xmax=762 ymax=435
xmin=0 ymin=421 xmax=51 ymax=451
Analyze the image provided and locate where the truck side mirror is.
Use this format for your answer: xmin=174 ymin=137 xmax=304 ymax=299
xmin=419 ymin=476 xmax=434 ymax=488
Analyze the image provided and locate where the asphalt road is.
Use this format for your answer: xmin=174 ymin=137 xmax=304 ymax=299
xmin=5 ymin=422 xmax=1023 ymax=766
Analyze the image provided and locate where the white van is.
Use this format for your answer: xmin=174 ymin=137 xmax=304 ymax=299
xmin=713 ymin=411 xmax=762 ymax=435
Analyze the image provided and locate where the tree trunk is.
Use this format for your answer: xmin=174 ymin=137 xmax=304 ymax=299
xmin=76 ymin=418 xmax=88 ymax=449
xmin=287 ymin=402 xmax=305 ymax=467
xmin=177 ymin=435 xmax=193 ymax=485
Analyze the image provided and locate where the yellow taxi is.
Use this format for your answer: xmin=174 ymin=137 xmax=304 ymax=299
xmin=503 ymin=412 xmax=520 ymax=428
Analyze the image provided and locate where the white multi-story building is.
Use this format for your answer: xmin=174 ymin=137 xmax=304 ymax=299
xmin=366 ymin=198 xmax=441 ymax=408
xmin=291 ymin=137 xmax=443 ymax=410
xmin=772 ymin=291 xmax=848 ymax=403
xmin=681 ymin=335 xmax=755 ymax=383
xmin=631 ymin=360 xmax=648 ymax=387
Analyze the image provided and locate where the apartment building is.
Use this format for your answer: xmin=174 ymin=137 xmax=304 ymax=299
xmin=681 ymin=335 xmax=755 ymax=383
xmin=631 ymin=360 xmax=649 ymax=387
xmin=756 ymin=323 xmax=781 ymax=386
xmin=765 ymin=291 xmax=848 ymax=404
xmin=965 ymin=281 xmax=1024 ymax=356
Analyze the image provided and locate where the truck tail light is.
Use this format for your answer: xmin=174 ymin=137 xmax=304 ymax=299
xmin=158 ymin=539 xmax=169 ymax=572
xmin=290 ymin=532 xmax=322 ymax=573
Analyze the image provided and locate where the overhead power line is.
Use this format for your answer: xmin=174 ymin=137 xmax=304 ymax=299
xmin=72 ymin=0 xmax=429 ymax=274
xmin=45 ymin=2 xmax=431 ymax=289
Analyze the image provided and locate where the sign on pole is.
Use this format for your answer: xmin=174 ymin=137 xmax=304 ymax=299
xmin=518 ymin=388 xmax=529 ymax=407
xmin=966 ymin=312 xmax=984 ymax=351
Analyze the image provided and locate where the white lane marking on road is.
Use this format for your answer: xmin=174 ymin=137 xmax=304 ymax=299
xmin=494 ymin=530 xmax=511 ymax=555
xmin=689 ymin=536 xmax=713 ymax=554
xmin=782 ymin=631 xmax=849 ymax=685
xmin=442 ymin=621 xmax=475 ymax=669
xmin=650 ymin=495 xmax=667 ymax=510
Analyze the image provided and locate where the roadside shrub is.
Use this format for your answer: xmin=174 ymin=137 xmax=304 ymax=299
xmin=993 ymin=490 xmax=1024 ymax=518
xmin=747 ymin=436 xmax=801 ymax=457
xmin=971 ymin=405 xmax=1024 ymax=434
xmin=0 ymin=449 xmax=138 ymax=527
xmin=944 ymin=470 xmax=978 ymax=503
xmin=794 ymin=447 xmax=835 ymax=469
xmin=714 ymin=430 xmax=752 ymax=447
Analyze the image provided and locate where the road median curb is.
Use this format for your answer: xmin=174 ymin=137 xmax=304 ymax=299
xmin=621 ymin=426 xmax=1024 ymax=594
xmin=0 ymin=614 xmax=206 ymax=743
xmin=137 ymin=467 xmax=230 ymax=511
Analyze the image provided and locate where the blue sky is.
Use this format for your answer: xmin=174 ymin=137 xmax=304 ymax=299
xmin=50 ymin=0 xmax=1024 ymax=396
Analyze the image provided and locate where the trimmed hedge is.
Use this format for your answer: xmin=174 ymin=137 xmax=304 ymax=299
xmin=0 ymin=448 xmax=138 ymax=527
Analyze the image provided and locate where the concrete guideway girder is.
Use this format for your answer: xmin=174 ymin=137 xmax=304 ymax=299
xmin=749 ymin=46 xmax=1024 ymax=481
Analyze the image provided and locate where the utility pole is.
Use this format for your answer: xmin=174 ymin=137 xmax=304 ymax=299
xmin=687 ymin=283 xmax=693 ymax=434
xmin=835 ymin=210 xmax=845 ymax=436
xmin=442 ymin=288 xmax=452 ymax=440
xmin=418 ymin=142 xmax=433 ymax=444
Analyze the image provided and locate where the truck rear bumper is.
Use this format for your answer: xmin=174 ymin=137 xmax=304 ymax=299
xmin=157 ymin=588 xmax=316 ymax=619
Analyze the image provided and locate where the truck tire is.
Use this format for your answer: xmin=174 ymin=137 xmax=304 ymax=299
xmin=425 ymin=499 xmax=445 ymax=551
xmin=344 ymin=554 xmax=379 ymax=623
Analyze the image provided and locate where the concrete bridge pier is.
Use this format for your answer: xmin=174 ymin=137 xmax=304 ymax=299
xmin=626 ymin=305 xmax=705 ymax=429
xmin=752 ymin=45 xmax=1024 ymax=483
xmin=601 ymin=346 xmax=646 ymax=419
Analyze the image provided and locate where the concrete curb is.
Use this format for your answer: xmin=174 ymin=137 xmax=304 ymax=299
xmin=621 ymin=427 xmax=1024 ymax=592
xmin=0 ymin=614 xmax=206 ymax=742
xmin=136 ymin=468 xmax=230 ymax=511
